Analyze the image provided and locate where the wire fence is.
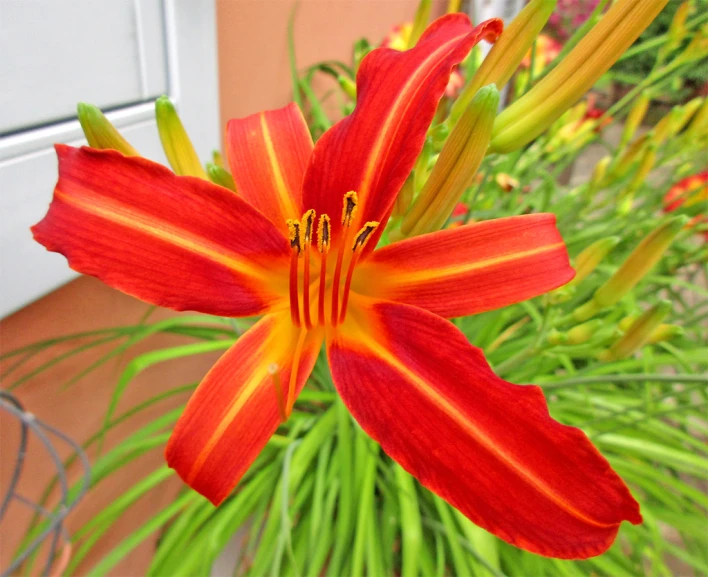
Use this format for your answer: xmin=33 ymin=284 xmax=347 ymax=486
xmin=1 ymin=390 xmax=91 ymax=577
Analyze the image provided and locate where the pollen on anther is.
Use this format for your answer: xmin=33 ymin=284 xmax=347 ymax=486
xmin=317 ymin=214 xmax=331 ymax=253
xmin=286 ymin=219 xmax=302 ymax=254
xmin=352 ymin=221 xmax=379 ymax=252
xmin=342 ymin=191 xmax=359 ymax=226
xmin=301 ymin=209 xmax=316 ymax=245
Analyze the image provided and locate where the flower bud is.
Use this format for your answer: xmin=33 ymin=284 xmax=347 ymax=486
xmin=393 ymin=174 xmax=415 ymax=218
xmin=408 ymin=0 xmax=432 ymax=48
xmin=647 ymin=324 xmax=684 ymax=344
xmin=155 ymin=96 xmax=207 ymax=179
xmin=447 ymin=0 xmax=461 ymax=13
xmin=401 ymin=85 xmax=499 ymax=236
xmin=413 ymin=137 xmax=433 ymax=192
xmin=619 ymin=143 xmax=657 ymax=211
xmin=653 ymin=108 xmax=683 ymax=145
xmin=671 ymin=97 xmax=704 ymax=136
xmin=620 ymin=94 xmax=651 ymax=149
xmin=586 ymin=155 xmax=612 ymax=196
xmin=569 ymin=236 xmax=621 ymax=286
xmin=76 ymin=103 xmax=139 ymax=156
xmin=675 ymin=24 xmax=708 ymax=65
xmin=684 ymin=97 xmax=708 ymax=141
xmin=338 ymin=75 xmax=357 ymax=99
xmin=574 ymin=217 xmax=687 ymax=321
xmin=599 ymin=301 xmax=671 ymax=360
xmin=206 ymin=163 xmax=237 ymax=192
xmin=449 ymin=0 xmax=556 ymax=125
xmin=613 ymin=134 xmax=650 ymax=179
xmin=667 ymin=2 xmax=690 ymax=52
xmin=490 ymin=0 xmax=669 ymax=154
xmin=567 ymin=319 xmax=605 ymax=345
xmin=212 ymin=150 xmax=224 ymax=168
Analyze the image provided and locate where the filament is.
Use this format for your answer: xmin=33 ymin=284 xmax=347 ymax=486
xmin=339 ymin=251 xmax=359 ymax=324
xmin=318 ymin=249 xmax=328 ymax=326
xmin=287 ymin=219 xmax=302 ymax=327
xmin=339 ymin=221 xmax=379 ymax=324
xmin=302 ymin=245 xmax=312 ymax=330
xmin=330 ymin=231 xmax=348 ymax=327
xmin=289 ymin=249 xmax=300 ymax=327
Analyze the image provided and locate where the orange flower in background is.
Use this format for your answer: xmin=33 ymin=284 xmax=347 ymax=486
xmin=663 ymin=171 xmax=708 ymax=240
xmin=520 ymin=33 xmax=562 ymax=75
xmin=33 ymin=14 xmax=641 ymax=559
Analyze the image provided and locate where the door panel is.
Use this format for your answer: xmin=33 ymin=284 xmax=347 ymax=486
xmin=0 ymin=0 xmax=219 ymax=318
xmin=0 ymin=0 xmax=168 ymax=134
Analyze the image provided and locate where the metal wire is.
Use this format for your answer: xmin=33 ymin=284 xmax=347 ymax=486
xmin=0 ymin=391 xmax=91 ymax=577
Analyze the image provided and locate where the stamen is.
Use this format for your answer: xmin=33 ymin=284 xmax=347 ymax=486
xmin=332 ymin=192 xmax=359 ymax=326
xmin=339 ymin=222 xmax=379 ymax=324
xmin=317 ymin=215 xmax=331 ymax=326
xmin=301 ymin=210 xmax=316 ymax=330
xmin=268 ymin=363 xmax=288 ymax=422
xmin=287 ymin=219 xmax=302 ymax=327
xmin=286 ymin=328 xmax=308 ymax=417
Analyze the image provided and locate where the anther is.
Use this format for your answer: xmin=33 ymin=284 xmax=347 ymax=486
xmin=287 ymin=219 xmax=302 ymax=253
xmin=287 ymin=219 xmax=301 ymax=327
xmin=317 ymin=214 xmax=331 ymax=254
xmin=317 ymin=214 xmax=331 ymax=327
xmin=342 ymin=191 xmax=358 ymax=226
xmin=300 ymin=210 xmax=316 ymax=330
xmin=352 ymin=221 xmax=379 ymax=252
xmin=268 ymin=363 xmax=288 ymax=422
xmin=340 ymin=221 xmax=379 ymax=324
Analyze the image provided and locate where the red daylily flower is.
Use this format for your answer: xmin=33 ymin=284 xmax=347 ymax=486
xmin=32 ymin=14 xmax=641 ymax=559
xmin=663 ymin=171 xmax=708 ymax=241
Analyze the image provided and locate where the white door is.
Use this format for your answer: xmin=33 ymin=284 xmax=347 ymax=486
xmin=0 ymin=0 xmax=220 ymax=318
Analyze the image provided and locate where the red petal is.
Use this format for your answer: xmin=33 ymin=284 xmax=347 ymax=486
xmin=32 ymin=145 xmax=290 ymax=317
xmin=226 ymin=103 xmax=313 ymax=229
xmin=302 ymin=14 xmax=502 ymax=249
xmin=328 ymin=299 xmax=641 ymax=559
xmin=166 ymin=313 xmax=322 ymax=505
xmin=356 ymin=214 xmax=574 ymax=318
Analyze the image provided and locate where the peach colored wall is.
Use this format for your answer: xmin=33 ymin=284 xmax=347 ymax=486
xmin=217 ymin=0 xmax=447 ymax=128
xmin=1 ymin=1 xmax=448 ymax=574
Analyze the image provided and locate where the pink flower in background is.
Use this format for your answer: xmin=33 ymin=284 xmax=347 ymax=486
xmin=547 ymin=0 xmax=602 ymax=41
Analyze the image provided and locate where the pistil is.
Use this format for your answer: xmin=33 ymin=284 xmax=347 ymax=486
xmin=331 ymin=191 xmax=358 ymax=327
